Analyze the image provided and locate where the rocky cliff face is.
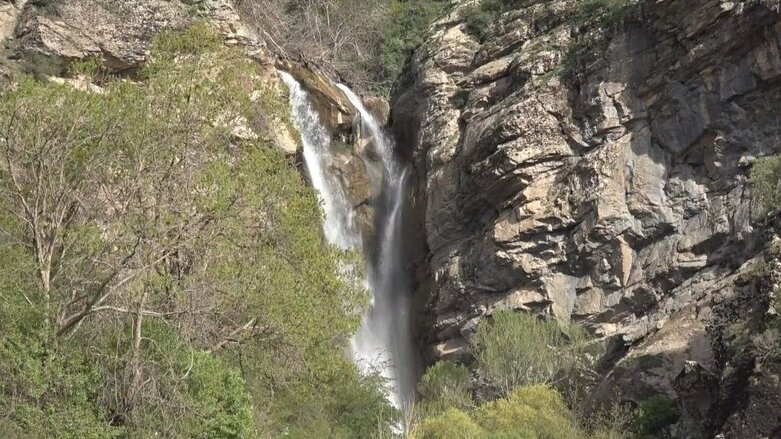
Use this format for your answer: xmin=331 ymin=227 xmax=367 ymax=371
xmin=392 ymin=0 xmax=781 ymax=436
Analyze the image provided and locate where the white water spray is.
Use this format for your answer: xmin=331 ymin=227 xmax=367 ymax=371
xmin=337 ymin=85 xmax=417 ymax=411
xmin=280 ymin=71 xmax=416 ymax=410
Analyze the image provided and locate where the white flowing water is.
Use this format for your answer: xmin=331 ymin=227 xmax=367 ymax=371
xmin=279 ymin=72 xmax=361 ymax=250
xmin=337 ymin=85 xmax=417 ymax=411
xmin=279 ymin=71 xmax=416 ymax=411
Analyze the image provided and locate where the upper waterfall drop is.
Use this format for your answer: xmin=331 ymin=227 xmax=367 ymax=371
xmin=278 ymin=71 xmax=361 ymax=250
xmin=279 ymin=70 xmax=418 ymax=411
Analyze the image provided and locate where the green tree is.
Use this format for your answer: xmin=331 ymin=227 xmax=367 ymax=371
xmin=418 ymin=361 xmax=474 ymax=416
xmin=411 ymin=385 xmax=586 ymax=439
xmin=413 ymin=408 xmax=484 ymax=439
xmin=475 ymin=385 xmax=582 ymax=439
xmin=471 ymin=310 xmax=593 ymax=395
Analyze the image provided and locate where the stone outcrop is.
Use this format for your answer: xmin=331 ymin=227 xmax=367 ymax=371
xmin=2 ymin=0 xmax=271 ymax=71
xmin=12 ymin=0 xmax=190 ymax=72
xmin=0 ymin=0 xmax=26 ymax=44
xmin=392 ymin=0 xmax=781 ymax=436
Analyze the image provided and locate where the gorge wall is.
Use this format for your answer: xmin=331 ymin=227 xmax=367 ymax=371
xmin=392 ymin=0 xmax=781 ymax=436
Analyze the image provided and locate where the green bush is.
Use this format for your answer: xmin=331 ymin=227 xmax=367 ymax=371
xmin=462 ymin=0 xmax=520 ymax=41
xmin=149 ymin=20 xmax=221 ymax=58
xmin=471 ymin=310 xmax=593 ymax=395
xmin=476 ymin=385 xmax=582 ymax=438
xmin=186 ymin=353 xmax=253 ymax=439
xmin=635 ymin=395 xmax=680 ymax=437
xmin=412 ymin=385 xmax=584 ymax=439
xmin=750 ymin=154 xmax=781 ymax=213
xmin=413 ymin=408 xmax=484 ymax=439
xmin=451 ymin=89 xmax=470 ymax=109
xmin=419 ymin=361 xmax=474 ymax=415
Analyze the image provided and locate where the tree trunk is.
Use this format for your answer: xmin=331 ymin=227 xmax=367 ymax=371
xmin=124 ymin=291 xmax=147 ymax=418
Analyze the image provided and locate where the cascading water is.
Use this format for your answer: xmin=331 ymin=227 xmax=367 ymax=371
xmin=336 ymin=85 xmax=417 ymax=411
xmin=278 ymin=72 xmax=361 ymax=250
xmin=279 ymin=71 xmax=416 ymax=411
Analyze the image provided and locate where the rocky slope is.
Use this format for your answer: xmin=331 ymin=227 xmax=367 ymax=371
xmin=392 ymin=0 xmax=781 ymax=436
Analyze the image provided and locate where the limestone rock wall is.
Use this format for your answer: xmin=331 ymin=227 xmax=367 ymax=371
xmin=392 ymin=0 xmax=781 ymax=436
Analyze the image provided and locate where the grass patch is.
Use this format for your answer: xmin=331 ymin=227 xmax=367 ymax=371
xmin=462 ymin=0 xmax=521 ymax=42
xmin=579 ymin=0 xmax=637 ymax=27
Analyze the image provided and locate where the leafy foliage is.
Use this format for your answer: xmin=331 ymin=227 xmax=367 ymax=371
xmin=475 ymin=385 xmax=583 ymax=438
xmin=413 ymin=408 xmax=483 ymax=439
xmin=412 ymin=385 xmax=584 ymax=439
xmin=750 ymin=154 xmax=781 ymax=213
xmin=418 ymin=361 xmax=473 ymax=416
xmin=378 ymin=0 xmax=449 ymax=93
xmin=471 ymin=310 xmax=594 ymax=395
xmin=0 ymin=24 xmax=394 ymax=437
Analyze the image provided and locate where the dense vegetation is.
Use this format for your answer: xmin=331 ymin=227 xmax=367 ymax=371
xmin=2 ymin=1 xmax=778 ymax=437
xmin=0 ymin=24 xmax=396 ymax=438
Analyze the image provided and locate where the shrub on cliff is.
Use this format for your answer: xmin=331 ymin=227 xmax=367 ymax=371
xmin=635 ymin=395 xmax=680 ymax=437
xmin=579 ymin=0 xmax=636 ymax=26
xmin=378 ymin=0 xmax=449 ymax=92
xmin=471 ymin=310 xmax=594 ymax=395
xmin=751 ymin=154 xmax=781 ymax=214
xmin=462 ymin=0 xmax=515 ymax=41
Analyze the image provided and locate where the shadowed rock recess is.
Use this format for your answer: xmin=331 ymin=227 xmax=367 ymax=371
xmin=392 ymin=0 xmax=781 ymax=436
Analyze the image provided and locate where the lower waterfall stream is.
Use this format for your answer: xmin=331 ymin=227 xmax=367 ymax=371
xmin=280 ymin=72 xmax=416 ymax=411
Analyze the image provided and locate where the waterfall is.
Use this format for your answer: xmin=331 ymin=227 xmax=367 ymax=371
xmin=278 ymin=72 xmax=361 ymax=250
xmin=279 ymin=71 xmax=416 ymax=411
xmin=336 ymin=85 xmax=417 ymax=411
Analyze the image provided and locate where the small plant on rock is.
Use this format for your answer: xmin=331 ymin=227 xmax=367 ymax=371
xmin=450 ymin=89 xmax=470 ymax=109
xmin=750 ymin=154 xmax=781 ymax=214
xmin=635 ymin=395 xmax=680 ymax=437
